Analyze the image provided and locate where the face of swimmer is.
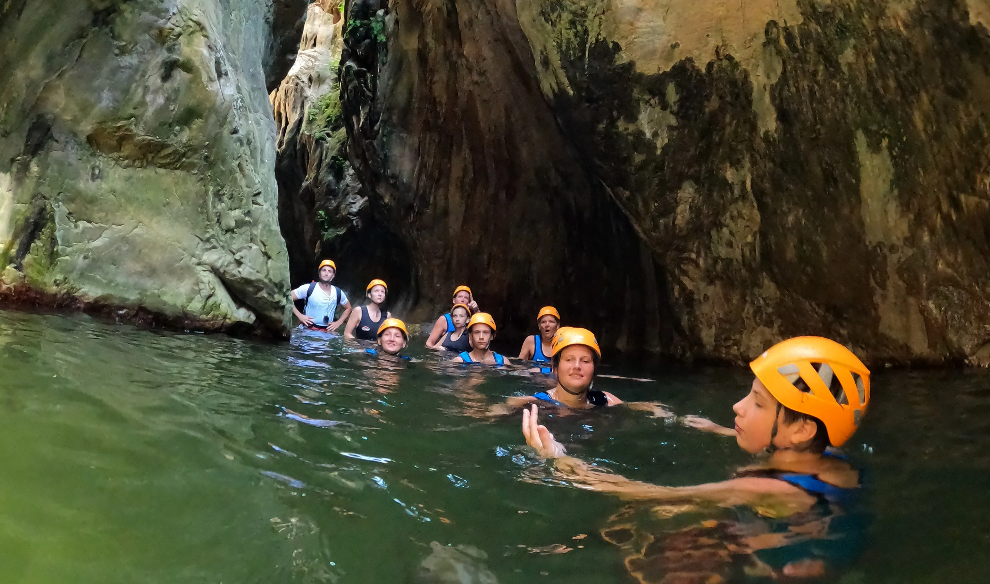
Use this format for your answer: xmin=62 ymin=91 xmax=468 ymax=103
xmin=538 ymin=315 xmax=559 ymax=339
xmin=469 ymin=324 xmax=493 ymax=351
xmin=451 ymin=307 xmax=470 ymax=329
xmin=732 ymin=378 xmax=818 ymax=454
xmin=377 ymin=328 xmax=407 ymax=355
xmin=367 ymin=285 xmax=386 ymax=305
xmin=554 ymin=345 xmax=596 ymax=392
xmin=319 ymin=266 xmax=336 ymax=283
xmin=453 ymin=291 xmax=472 ymax=305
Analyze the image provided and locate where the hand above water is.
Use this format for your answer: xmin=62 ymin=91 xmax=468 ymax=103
xmin=522 ymin=404 xmax=567 ymax=459
xmin=298 ymin=314 xmax=315 ymax=327
xmin=327 ymin=318 xmax=345 ymax=332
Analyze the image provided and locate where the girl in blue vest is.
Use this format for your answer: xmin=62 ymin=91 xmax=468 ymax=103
xmin=522 ymin=337 xmax=871 ymax=579
xmin=433 ymin=303 xmax=472 ymax=352
xmin=517 ymin=306 xmax=561 ymax=373
xmin=450 ymin=313 xmax=508 ymax=366
xmin=425 ymin=285 xmax=479 ymax=348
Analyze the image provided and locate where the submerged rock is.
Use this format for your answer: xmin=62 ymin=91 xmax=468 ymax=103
xmin=416 ymin=541 xmax=499 ymax=584
xmin=0 ymin=0 xmax=291 ymax=335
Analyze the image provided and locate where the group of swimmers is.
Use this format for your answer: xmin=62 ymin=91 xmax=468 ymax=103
xmin=289 ymin=259 xmax=564 ymax=367
xmin=291 ymin=259 xmax=872 ymax=578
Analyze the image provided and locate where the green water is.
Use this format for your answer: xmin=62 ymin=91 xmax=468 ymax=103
xmin=1 ymin=310 xmax=988 ymax=583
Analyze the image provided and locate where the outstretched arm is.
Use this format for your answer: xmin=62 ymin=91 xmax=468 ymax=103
xmin=521 ymin=405 xmax=808 ymax=509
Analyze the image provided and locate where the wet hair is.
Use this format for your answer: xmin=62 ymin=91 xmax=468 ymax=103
xmin=779 ymin=363 xmax=841 ymax=453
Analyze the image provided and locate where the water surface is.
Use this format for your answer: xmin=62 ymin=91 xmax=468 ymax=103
xmin=1 ymin=310 xmax=988 ymax=583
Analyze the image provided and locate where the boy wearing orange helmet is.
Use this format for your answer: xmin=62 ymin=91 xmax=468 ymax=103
xmin=344 ymin=279 xmax=392 ymax=341
xmin=450 ymin=313 xmax=508 ymax=366
xmin=290 ymin=259 xmax=353 ymax=331
xmin=425 ymin=286 xmax=479 ymax=349
xmin=517 ymin=307 xmax=561 ymax=373
xmin=521 ymin=336 xmax=871 ymax=578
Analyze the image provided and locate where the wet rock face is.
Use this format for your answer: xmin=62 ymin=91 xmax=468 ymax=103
xmin=0 ymin=0 xmax=291 ymax=335
xmin=337 ymin=0 xmax=672 ymax=347
xmin=329 ymin=0 xmax=990 ymax=362
xmin=518 ymin=0 xmax=990 ymax=363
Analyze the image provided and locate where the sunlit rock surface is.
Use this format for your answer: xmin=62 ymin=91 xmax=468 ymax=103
xmin=331 ymin=0 xmax=990 ymax=363
xmin=0 ymin=0 xmax=291 ymax=335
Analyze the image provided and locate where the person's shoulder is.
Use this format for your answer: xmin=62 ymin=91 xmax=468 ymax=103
xmin=604 ymin=391 xmax=623 ymax=405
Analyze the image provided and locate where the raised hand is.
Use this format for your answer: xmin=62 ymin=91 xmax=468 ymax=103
xmin=522 ymin=404 xmax=567 ymax=458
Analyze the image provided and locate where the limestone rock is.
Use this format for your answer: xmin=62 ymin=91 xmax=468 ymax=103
xmin=0 ymin=0 xmax=291 ymax=335
xmin=332 ymin=0 xmax=990 ymax=363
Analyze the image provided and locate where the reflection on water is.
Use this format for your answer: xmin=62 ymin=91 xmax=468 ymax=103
xmin=0 ymin=310 xmax=989 ymax=583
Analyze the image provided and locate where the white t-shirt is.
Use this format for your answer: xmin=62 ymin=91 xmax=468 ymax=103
xmin=293 ymin=283 xmax=349 ymax=324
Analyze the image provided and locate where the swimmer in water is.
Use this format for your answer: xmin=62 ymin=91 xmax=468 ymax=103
xmin=344 ymin=279 xmax=391 ymax=341
xmin=426 ymin=286 xmax=479 ymax=348
xmin=290 ymin=259 xmax=352 ymax=331
xmin=517 ymin=307 xmax=560 ymax=372
xmin=509 ymin=327 xmax=621 ymax=408
xmin=434 ymin=303 xmax=472 ymax=352
xmin=366 ymin=318 xmax=409 ymax=358
xmin=522 ymin=336 xmax=870 ymax=579
xmin=450 ymin=313 xmax=508 ymax=366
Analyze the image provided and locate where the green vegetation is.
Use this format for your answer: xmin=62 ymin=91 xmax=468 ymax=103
xmin=307 ymin=90 xmax=342 ymax=141
xmin=316 ymin=210 xmax=347 ymax=241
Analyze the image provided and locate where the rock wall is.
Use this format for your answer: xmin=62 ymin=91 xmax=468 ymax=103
xmin=0 ymin=0 xmax=291 ymax=335
xmin=517 ymin=0 xmax=990 ymax=363
xmin=324 ymin=0 xmax=990 ymax=363
xmin=336 ymin=0 xmax=673 ymax=349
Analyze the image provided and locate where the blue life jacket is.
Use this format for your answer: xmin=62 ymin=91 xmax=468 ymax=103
xmin=443 ymin=313 xmax=455 ymax=333
xmin=366 ymin=348 xmax=410 ymax=360
xmin=532 ymin=335 xmax=552 ymax=374
xmin=458 ymin=351 xmax=505 ymax=366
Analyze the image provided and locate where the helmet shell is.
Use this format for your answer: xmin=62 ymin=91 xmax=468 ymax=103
xmin=366 ymin=279 xmax=388 ymax=293
xmin=377 ymin=318 xmax=408 ymax=339
xmin=467 ymin=312 xmax=496 ymax=332
xmin=750 ymin=336 xmax=870 ymax=447
xmin=452 ymin=285 xmax=472 ymax=299
xmin=450 ymin=303 xmax=471 ymax=316
xmin=318 ymin=259 xmax=336 ymax=271
xmin=537 ymin=306 xmax=560 ymax=322
xmin=551 ymin=327 xmax=601 ymax=358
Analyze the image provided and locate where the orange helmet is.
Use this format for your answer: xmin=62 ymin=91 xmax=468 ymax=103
xmin=551 ymin=327 xmax=601 ymax=358
xmin=318 ymin=259 xmax=336 ymax=271
xmin=750 ymin=336 xmax=870 ymax=447
xmin=366 ymin=279 xmax=388 ymax=293
xmin=450 ymin=303 xmax=471 ymax=316
xmin=537 ymin=306 xmax=560 ymax=322
xmin=377 ymin=318 xmax=408 ymax=339
xmin=467 ymin=312 xmax=496 ymax=333
xmin=452 ymin=285 xmax=472 ymax=298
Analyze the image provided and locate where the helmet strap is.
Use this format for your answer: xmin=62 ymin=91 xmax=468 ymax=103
xmin=767 ymin=403 xmax=783 ymax=454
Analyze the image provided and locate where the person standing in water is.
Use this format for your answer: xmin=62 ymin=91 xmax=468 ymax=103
xmin=290 ymin=259 xmax=352 ymax=331
xmin=522 ymin=336 xmax=871 ymax=579
xmin=344 ymin=279 xmax=391 ymax=341
xmin=517 ymin=306 xmax=560 ymax=373
xmin=433 ymin=303 xmax=472 ymax=352
xmin=451 ymin=313 xmax=508 ymax=366
xmin=425 ymin=286 xmax=479 ymax=348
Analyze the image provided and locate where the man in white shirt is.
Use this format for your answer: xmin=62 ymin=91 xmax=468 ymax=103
xmin=290 ymin=259 xmax=353 ymax=331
